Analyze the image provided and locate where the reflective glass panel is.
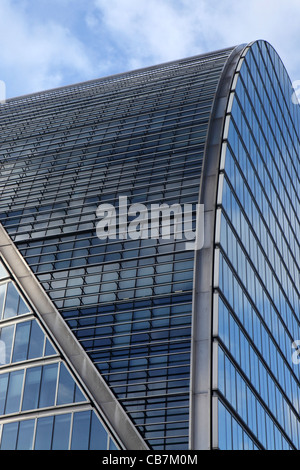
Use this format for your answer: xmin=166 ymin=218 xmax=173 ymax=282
xmin=17 ymin=420 xmax=35 ymax=450
xmin=34 ymin=416 xmax=54 ymax=450
xmin=52 ymin=414 xmax=71 ymax=450
xmin=5 ymin=369 xmax=24 ymax=414
xmin=216 ymin=40 xmax=300 ymax=449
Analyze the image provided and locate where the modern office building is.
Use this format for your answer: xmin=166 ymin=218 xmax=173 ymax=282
xmin=0 ymin=39 xmax=299 ymax=450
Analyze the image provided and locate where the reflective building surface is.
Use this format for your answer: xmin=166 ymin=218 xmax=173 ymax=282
xmin=214 ymin=41 xmax=300 ymax=450
xmin=0 ymin=40 xmax=299 ymax=450
xmin=0 ymin=257 xmax=119 ymax=450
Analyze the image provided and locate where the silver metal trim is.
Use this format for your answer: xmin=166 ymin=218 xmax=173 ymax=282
xmin=213 ymin=248 xmax=220 ymax=288
xmin=212 ymin=293 xmax=219 ymax=338
xmin=211 ymin=396 xmax=219 ymax=449
xmin=214 ymin=209 xmax=222 ymax=245
xmin=219 ymin=142 xmax=227 ymax=172
xmin=223 ymin=114 xmax=231 ymax=140
xmin=212 ymin=341 xmax=219 ymax=391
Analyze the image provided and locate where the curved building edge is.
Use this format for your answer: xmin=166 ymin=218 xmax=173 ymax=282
xmin=189 ymin=41 xmax=271 ymax=450
xmin=191 ymin=38 xmax=300 ymax=450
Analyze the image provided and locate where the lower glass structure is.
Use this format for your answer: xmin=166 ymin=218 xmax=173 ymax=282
xmin=0 ymin=257 xmax=119 ymax=450
xmin=0 ymin=39 xmax=299 ymax=450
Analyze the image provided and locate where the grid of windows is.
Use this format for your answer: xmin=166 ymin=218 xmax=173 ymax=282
xmin=215 ymin=41 xmax=300 ymax=449
xmin=0 ymin=318 xmax=56 ymax=365
xmin=0 ymin=259 xmax=119 ymax=450
xmin=0 ymin=362 xmax=86 ymax=415
xmin=0 ymin=410 xmax=118 ymax=450
xmin=0 ymin=49 xmax=234 ymax=449
xmin=217 ymin=399 xmax=259 ymax=450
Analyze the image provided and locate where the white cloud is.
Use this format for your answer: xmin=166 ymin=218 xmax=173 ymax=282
xmin=92 ymin=0 xmax=210 ymax=68
xmin=1 ymin=0 xmax=300 ymax=97
xmin=0 ymin=0 xmax=95 ymax=97
xmin=91 ymin=0 xmax=300 ymax=82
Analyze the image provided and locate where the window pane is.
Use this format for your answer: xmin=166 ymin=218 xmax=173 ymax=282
xmin=28 ymin=321 xmax=45 ymax=359
xmin=0 ymin=373 xmax=8 ymax=414
xmin=22 ymin=366 xmax=42 ymax=411
xmin=52 ymin=414 xmax=71 ymax=450
xmin=0 ymin=325 xmax=14 ymax=365
xmin=89 ymin=411 xmax=108 ymax=450
xmin=17 ymin=295 xmax=30 ymax=316
xmin=17 ymin=420 xmax=35 ymax=450
xmin=12 ymin=321 xmax=31 ymax=363
xmin=0 ymin=283 xmax=7 ymax=319
xmin=39 ymin=363 xmax=58 ymax=408
xmin=56 ymin=363 xmax=75 ymax=405
xmin=71 ymin=411 xmax=91 ymax=450
xmin=3 ymin=283 xmax=20 ymax=319
xmin=44 ymin=338 xmax=56 ymax=356
xmin=34 ymin=416 xmax=54 ymax=450
xmin=74 ymin=384 xmax=86 ymax=403
xmin=5 ymin=370 xmax=24 ymax=414
xmin=0 ymin=422 xmax=18 ymax=450
xmin=218 ymin=401 xmax=227 ymax=449
xmin=0 ymin=262 xmax=9 ymax=280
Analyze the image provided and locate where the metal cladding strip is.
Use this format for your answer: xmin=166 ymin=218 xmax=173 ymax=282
xmin=0 ymin=223 xmax=149 ymax=451
xmin=189 ymin=43 xmax=247 ymax=450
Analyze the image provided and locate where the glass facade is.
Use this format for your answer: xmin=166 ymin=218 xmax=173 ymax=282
xmin=214 ymin=41 xmax=300 ymax=449
xmin=0 ymin=48 xmax=234 ymax=450
xmin=0 ymin=258 xmax=118 ymax=450
xmin=0 ymin=39 xmax=299 ymax=450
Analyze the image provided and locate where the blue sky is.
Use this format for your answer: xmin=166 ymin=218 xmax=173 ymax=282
xmin=1 ymin=0 xmax=300 ymax=98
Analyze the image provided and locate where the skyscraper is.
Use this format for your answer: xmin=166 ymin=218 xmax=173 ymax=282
xmin=0 ymin=39 xmax=299 ymax=450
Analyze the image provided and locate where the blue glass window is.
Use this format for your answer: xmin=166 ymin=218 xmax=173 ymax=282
xmin=0 ymin=422 xmax=18 ymax=450
xmin=216 ymin=40 xmax=300 ymax=449
xmin=28 ymin=320 xmax=45 ymax=359
xmin=0 ymin=325 xmax=14 ymax=365
xmin=17 ymin=420 xmax=35 ymax=450
xmin=57 ymin=363 xmax=75 ymax=405
xmin=5 ymin=369 xmax=24 ymax=414
xmin=39 ymin=363 xmax=58 ymax=408
xmin=0 ymin=373 xmax=8 ymax=414
xmin=71 ymin=410 xmax=91 ymax=450
xmin=52 ymin=414 xmax=71 ymax=450
xmin=34 ymin=416 xmax=54 ymax=450
xmin=2 ymin=282 xmax=30 ymax=319
xmin=22 ymin=366 xmax=42 ymax=411
xmin=12 ymin=321 xmax=31 ymax=362
xmin=89 ymin=411 xmax=109 ymax=450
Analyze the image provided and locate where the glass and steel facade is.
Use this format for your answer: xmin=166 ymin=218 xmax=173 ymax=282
xmin=0 ymin=47 xmax=235 ymax=451
xmin=0 ymin=39 xmax=299 ymax=450
xmin=0 ymin=256 xmax=119 ymax=450
xmin=213 ymin=41 xmax=300 ymax=450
